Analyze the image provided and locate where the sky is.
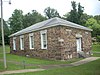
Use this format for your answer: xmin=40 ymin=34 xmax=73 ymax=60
xmin=1 ymin=0 xmax=100 ymax=21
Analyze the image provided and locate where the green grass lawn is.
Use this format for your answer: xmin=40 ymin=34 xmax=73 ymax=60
xmin=5 ymin=58 xmax=100 ymax=75
xmin=92 ymin=44 xmax=100 ymax=52
xmin=0 ymin=61 xmax=38 ymax=72
xmin=0 ymin=53 xmax=82 ymax=72
xmin=0 ymin=45 xmax=10 ymax=53
xmin=92 ymin=44 xmax=100 ymax=57
xmin=0 ymin=45 xmax=100 ymax=72
xmin=0 ymin=46 xmax=81 ymax=72
xmin=0 ymin=53 xmax=81 ymax=65
xmin=92 ymin=53 xmax=100 ymax=57
xmin=0 ymin=45 xmax=81 ymax=66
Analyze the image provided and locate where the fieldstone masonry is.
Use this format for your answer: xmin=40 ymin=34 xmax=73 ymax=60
xmin=10 ymin=25 xmax=92 ymax=60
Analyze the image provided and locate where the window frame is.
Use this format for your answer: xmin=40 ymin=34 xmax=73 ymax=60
xmin=13 ymin=37 xmax=16 ymax=50
xmin=29 ymin=33 xmax=34 ymax=49
xmin=40 ymin=30 xmax=47 ymax=49
xmin=20 ymin=35 xmax=24 ymax=50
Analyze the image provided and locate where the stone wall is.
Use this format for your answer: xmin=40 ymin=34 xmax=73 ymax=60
xmin=59 ymin=26 xmax=92 ymax=60
xmin=10 ymin=25 xmax=92 ymax=60
xmin=10 ymin=26 xmax=62 ymax=60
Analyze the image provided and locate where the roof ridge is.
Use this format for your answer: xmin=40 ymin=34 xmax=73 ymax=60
xmin=39 ymin=18 xmax=56 ymax=28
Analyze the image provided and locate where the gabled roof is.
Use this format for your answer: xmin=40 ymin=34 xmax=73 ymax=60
xmin=9 ymin=17 xmax=92 ymax=37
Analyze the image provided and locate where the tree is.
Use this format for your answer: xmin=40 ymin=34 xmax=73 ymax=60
xmin=64 ymin=1 xmax=84 ymax=25
xmin=91 ymin=23 xmax=100 ymax=37
xmin=77 ymin=3 xmax=84 ymax=24
xmin=79 ymin=13 xmax=93 ymax=26
xmin=65 ymin=1 xmax=78 ymax=24
xmin=44 ymin=7 xmax=60 ymax=19
xmin=94 ymin=15 xmax=100 ymax=24
xmin=8 ymin=9 xmax=23 ymax=34
xmin=96 ymin=35 xmax=100 ymax=43
xmin=85 ymin=18 xmax=98 ymax=27
xmin=23 ymin=10 xmax=46 ymax=28
xmin=85 ymin=18 xmax=100 ymax=37
xmin=0 ymin=19 xmax=10 ymax=45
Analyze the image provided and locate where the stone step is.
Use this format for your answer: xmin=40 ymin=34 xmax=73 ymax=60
xmin=78 ymin=52 xmax=86 ymax=58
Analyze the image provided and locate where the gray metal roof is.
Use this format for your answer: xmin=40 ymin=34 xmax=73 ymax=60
xmin=9 ymin=17 xmax=92 ymax=37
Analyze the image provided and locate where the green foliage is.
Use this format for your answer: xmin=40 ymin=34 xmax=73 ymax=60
xmin=79 ymin=13 xmax=93 ymax=26
xmin=64 ymin=1 xmax=94 ymax=26
xmin=77 ymin=3 xmax=84 ymax=25
xmin=94 ymin=15 xmax=100 ymax=24
xmin=78 ymin=3 xmax=84 ymax=18
xmin=23 ymin=10 xmax=46 ymax=28
xmin=66 ymin=1 xmax=78 ymax=24
xmin=8 ymin=9 xmax=46 ymax=34
xmin=44 ymin=7 xmax=61 ymax=19
xmin=85 ymin=17 xmax=100 ymax=41
xmin=85 ymin=18 xmax=98 ymax=27
xmin=91 ymin=24 xmax=100 ymax=36
xmin=8 ymin=9 xmax=23 ymax=34
xmin=85 ymin=18 xmax=100 ymax=37
xmin=96 ymin=36 xmax=100 ymax=42
xmin=64 ymin=1 xmax=84 ymax=25
xmin=0 ymin=19 xmax=10 ymax=45
xmin=63 ymin=13 xmax=92 ymax=26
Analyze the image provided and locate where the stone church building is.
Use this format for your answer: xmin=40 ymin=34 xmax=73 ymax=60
xmin=9 ymin=17 xmax=92 ymax=60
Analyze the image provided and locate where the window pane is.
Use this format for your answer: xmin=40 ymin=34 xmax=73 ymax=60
xmin=42 ymin=33 xmax=47 ymax=48
xmin=30 ymin=36 xmax=34 ymax=48
xmin=43 ymin=41 xmax=47 ymax=48
xmin=43 ymin=33 xmax=46 ymax=40
xmin=40 ymin=30 xmax=47 ymax=49
xmin=21 ymin=38 xmax=24 ymax=49
xmin=13 ymin=38 xmax=16 ymax=50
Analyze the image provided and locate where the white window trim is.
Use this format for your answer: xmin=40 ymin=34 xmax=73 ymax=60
xmin=13 ymin=37 xmax=16 ymax=50
xmin=20 ymin=35 xmax=24 ymax=50
xmin=29 ymin=33 xmax=34 ymax=49
xmin=40 ymin=30 xmax=47 ymax=49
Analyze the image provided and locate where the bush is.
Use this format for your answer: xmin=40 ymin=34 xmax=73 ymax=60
xmin=96 ymin=35 xmax=100 ymax=42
